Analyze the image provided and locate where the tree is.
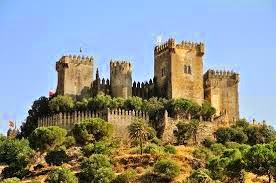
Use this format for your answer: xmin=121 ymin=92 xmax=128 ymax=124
xmin=166 ymin=98 xmax=200 ymax=118
xmin=143 ymin=97 xmax=165 ymax=120
xmin=45 ymin=147 xmax=69 ymax=166
xmin=244 ymin=144 xmax=275 ymax=183
xmin=128 ymin=120 xmax=150 ymax=155
xmin=174 ymin=120 xmax=199 ymax=145
xmin=123 ymin=96 xmax=143 ymax=111
xmin=245 ymin=124 xmax=276 ymax=145
xmin=19 ymin=96 xmax=51 ymax=138
xmin=45 ymin=167 xmax=78 ymax=183
xmin=49 ymin=95 xmax=74 ymax=113
xmin=200 ymin=101 xmax=216 ymax=121
xmin=186 ymin=168 xmax=214 ymax=183
xmin=28 ymin=126 xmax=67 ymax=151
xmin=88 ymin=94 xmax=112 ymax=111
xmin=79 ymin=154 xmax=112 ymax=182
xmin=0 ymin=138 xmax=33 ymax=178
xmin=72 ymin=118 xmax=113 ymax=145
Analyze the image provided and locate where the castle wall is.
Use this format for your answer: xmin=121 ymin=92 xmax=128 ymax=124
xmin=110 ymin=61 xmax=132 ymax=98
xmin=56 ymin=55 xmax=93 ymax=98
xmin=204 ymin=70 xmax=240 ymax=123
xmin=38 ymin=108 xmax=149 ymax=142
xmin=161 ymin=110 xmax=229 ymax=144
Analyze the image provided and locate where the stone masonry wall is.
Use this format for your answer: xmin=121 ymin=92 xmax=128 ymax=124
xmin=38 ymin=108 xmax=149 ymax=141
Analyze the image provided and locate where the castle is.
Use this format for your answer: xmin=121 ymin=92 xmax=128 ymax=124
xmin=55 ymin=38 xmax=240 ymax=122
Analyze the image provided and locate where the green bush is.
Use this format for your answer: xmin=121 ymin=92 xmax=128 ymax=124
xmin=123 ymin=96 xmax=143 ymax=111
xmin=81 ymin=144 xmax=94 ymax=157
xmin=72 ymin=118 xmax=113 ymax=145
xmin=193 ymin=147 xmax=214 ymax=161
xmin=210 ymin=143 xmax=226 ymax=156
xmin=143 ymin=143 xmax=163 ymax=155
xmin=45 ymin=147 xmax=69 ymax=166
xmin=0 ymin=138 xmax=33 ymax=178
xmin=174 ymin=120 xmax=199 ymax=145
xmin=79 ymin=154 xmax=112 ymax=182
xmin=150 ymin=137 xmax=161 ymax=145
xmin=63 ymin=136 xmax=76 ymax=148
xmin=45 ymin=167 xmax=78 ymax=183
xmin=49 ymin=95 xmax=74 ymax=112
xmin=113 ymin=169 xmax=137 ymax=183
xmin=164 ymin=145 xmax=177 ymax=154
xmin=82 ymin=141 xmax=113 ymax=156
xmin=93 ymin=167 xmax=115 ymax=183
xmin=201 ymin=137 xmax=215 ymax=148
xmin=186 ymin=168 xmax=213 ymax=183
xmin=0 ymin=177 xmax=21 ymax=183
xmin=1 ymin=163 xmax=29 ymax=179
xmin=153 ymin=159 xmax=180 ymax=180
xmin=29 ymin=126 xmax=67 ymax=151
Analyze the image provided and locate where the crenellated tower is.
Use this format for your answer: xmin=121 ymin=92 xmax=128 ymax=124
xmin=203 ymin=69 xmax=240 ymax=122
xmin=56 ymin=55 xmax=93 ymax=99
xmin=154 ymin=38 xmax=205 ymax=104
xmin=110 ymin=60 xmax=132 ymax=98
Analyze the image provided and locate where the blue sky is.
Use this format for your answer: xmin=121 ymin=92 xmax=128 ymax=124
xmin=0 ymin=0 xmax=275 ymax=134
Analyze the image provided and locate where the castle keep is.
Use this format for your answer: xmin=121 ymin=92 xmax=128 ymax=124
xmin=55 ymin=38 xmax=240 ymax=122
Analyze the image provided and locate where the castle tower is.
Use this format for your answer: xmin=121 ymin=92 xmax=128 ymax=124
xmin=154 ymin=38 xmax=205 ymax=104
xmin=203 ymin=70 xmax=240 ymax=122
xmin=110 ymin=60 xmax=132 ymax=98
xmin=56 ymin=55 xmax=93 ymax=99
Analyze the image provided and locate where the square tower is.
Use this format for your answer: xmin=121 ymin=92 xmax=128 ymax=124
xmin=204 ymin=70 xmax=240 ymax=122
xmin=154 ymin=38 xmax=205 ymax=104
xmin=56 ymin=55 xmax=93 ymax=99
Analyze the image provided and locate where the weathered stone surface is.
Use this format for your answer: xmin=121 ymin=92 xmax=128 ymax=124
xmin=54 ymin=38 xmax=240 ymax=123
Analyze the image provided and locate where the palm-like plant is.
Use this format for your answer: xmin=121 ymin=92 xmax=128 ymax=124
xmin=128 ymin=120 xmax=150 ymax=155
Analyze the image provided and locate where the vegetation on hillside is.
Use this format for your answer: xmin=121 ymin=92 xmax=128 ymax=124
xmin=1 ymin=95 xmax=275 ymax=182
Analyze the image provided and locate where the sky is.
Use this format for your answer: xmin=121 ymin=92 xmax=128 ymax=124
xmin=0 ymin=0 xmax=275 ymax=134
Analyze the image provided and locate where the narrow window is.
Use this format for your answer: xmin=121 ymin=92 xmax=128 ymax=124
xmin=184 ymin=65 xmax=187 ymax=73
xmin=188 ymin=66 xmax=192 ymax=74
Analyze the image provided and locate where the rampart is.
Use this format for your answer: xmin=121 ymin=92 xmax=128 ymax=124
xmin=38 ymin=108 xmax=149 ymax=142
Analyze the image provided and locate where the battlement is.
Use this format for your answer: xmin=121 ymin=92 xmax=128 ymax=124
xmin=58 ymin=55 xmax=93 ymax=65
xmin=204 ymin=69 xmax=239 ymax=81
xmin=154 ymin=38 xmax=204 ymax=55
xmin=110 ymin=60 xmax=132 ymax=73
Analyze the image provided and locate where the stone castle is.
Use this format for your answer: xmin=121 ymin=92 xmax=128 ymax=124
xmin=55 ymin=38 xmax=240 ymax=122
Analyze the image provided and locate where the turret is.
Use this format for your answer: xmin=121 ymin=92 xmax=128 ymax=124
xmin=110 ymin=60 xmax=132 ymax=98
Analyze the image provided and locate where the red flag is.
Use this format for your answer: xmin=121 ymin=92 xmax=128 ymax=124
xmin=49 ymin=89 xmax=55 ymax=97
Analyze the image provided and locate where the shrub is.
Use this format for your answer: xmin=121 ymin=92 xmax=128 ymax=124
xmin=72 ymin=118 xmax=113 ymax=145
xmin=210 ymin=143 xmax=226 ymax=156
xmin=49 ymin=95 xmax=74 ymax=112
xmin=143 ymin=143 xmax=162 ymax=154
xmin=163 ymin=145 xmax=177 ymax=154
xmin=63 ymin=136 xmax=76 ymax=148
xmin=186 ymin=168 xmax=213 ymax=183
xmin=0 ymin=138 xmax=33 ymax=178
xmin=150 ymin=137 xmax=161 ymax=145
xmin=1 ymin=163 xmax=29 ymax=179
xmin=94 ymin=167 xmax=115 ymax=183
xmin=82 ymin=144 xmax=94 ymax=157
xmin=29 ymin=126 xmax=67 ymax=151
xmin=92 ymin=141 xmax=113 ymax=155
xmin=123 ymin=96 xmax=143 ymax=111
xmin=201 ymin=137 xmax=215 ymax=148
xmin=214 ymin=128 xmax=232 ymax=144
xmin=174 ymin=120 xmax=199 ymax=145
xmin=153 ymin=159 xmax=180 ymax=180
xmin=193 ymin=148 xmax=213 ymax=161
xmin=113 ymin=169 xmax=137 ymax=183
xmin=1 ymin=177 xmax=21 ymax=183
xmin=79 ymin=154 xmax=112 ymax=182
xmin=45 ymin=167 xmax=78 ymax=183
xmin=45 ymin=147 xmax=69 ymax=166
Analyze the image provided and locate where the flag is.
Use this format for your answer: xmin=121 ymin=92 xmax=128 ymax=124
xmin=49 ymin=89 xmax=55 ymax=97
